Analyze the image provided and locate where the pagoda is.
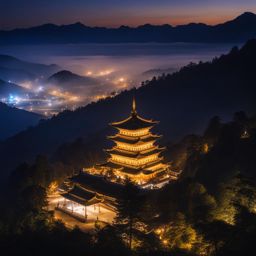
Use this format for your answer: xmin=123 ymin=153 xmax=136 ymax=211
xmin=106 ymin=98 xmax=167 ymax=184
xmin=86 ymin=97 xmax=178 ymax=187
xmin=56 ymin=98 xmax=180 ymax=223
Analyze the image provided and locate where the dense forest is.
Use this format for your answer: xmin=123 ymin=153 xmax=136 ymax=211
xmin=0 ymin=102 xmax=42 ymax=140
xmin=1 ymin=39 xmax=256 ymax=181
xmin=0 ymin=39 xmax=256 ymax=255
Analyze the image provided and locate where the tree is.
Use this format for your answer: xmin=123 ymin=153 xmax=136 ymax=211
xmin=95 ymin=225 xmax=129 ymax=256
xmin=162 ymin=213 xmax=197 ymax=251
xmin=115 ymin=179 xmax=141 ymax=250
xmin=204 ymin=116 xmax=222 ymax=146
xmin=198 ymin=220 xmax=233 ymax=256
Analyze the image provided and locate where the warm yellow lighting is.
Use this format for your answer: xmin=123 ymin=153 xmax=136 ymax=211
xmin=116 ymin=141 xmax=154 ymax=152
xmin=110 ymin=153 xmax=160 ymax=167
xmin=119 ymin=128 xmax=150 ymax=137
xmin=48 ymin=181 xmax=58 ymax=194
xmin=155 ymin=228 xmax=162 ymax=235
xmin=203 ymin=143 xmax=209 ymax=153
xmin=94 ymin=94 xmax=108 ymax=101
xmin=145 ymin=163 xmax=166 ymax=171
xmin=98 ymin=69 xmax=113 ymax=76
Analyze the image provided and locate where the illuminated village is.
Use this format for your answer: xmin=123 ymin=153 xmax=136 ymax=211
xmin=55 ymin=98 xmax=180 ymax=223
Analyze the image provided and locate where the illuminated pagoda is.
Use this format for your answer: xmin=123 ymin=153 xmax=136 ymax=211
xmin=56 ymin=98 xmax=179 ymax=222
xmin=103 ymin=98 xmax=172 ymax=186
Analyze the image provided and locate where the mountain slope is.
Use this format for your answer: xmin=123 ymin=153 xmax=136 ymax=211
xmin=0 ymin=102 xmax=43 ymax=140
xmin=0 ymin=39 xmax=256 ymax=180
xmin=0 ymin=55 xmax=60 ymax=82
xmin=0 ymin=79 xmax=28 ymax=96
xmin=0 ymin=12 xmax=256 ymax=44
xmin=47 ymin=70 xmax=98 ymax=87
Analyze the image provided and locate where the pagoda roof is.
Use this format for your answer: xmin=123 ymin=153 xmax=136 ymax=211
xmin=70 ymin=172 xmax=126 ymax=199
xmin=107 ymin=147 xmax=165 ymax=158
xmin=100 ymin=159 xmax=167 ymax=175
xmin=61 ymin=185 xmax=101 ymax=206
xmin=106 ymin=157 xmax=164 ymax=171
xmin=109 ymin=134 xmax=161 ymax=144
xmin=111 ymin=112 xmax=158 ymax=130
xmin=142 ymin=158 xmax=164 ymax=169
xmin=111 ymin=97 xmax=158 ymax=130
xmin=101 ymin=162 xmax=153 ymax=175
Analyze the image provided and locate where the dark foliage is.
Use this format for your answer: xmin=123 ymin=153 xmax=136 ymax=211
xmin=1 ymin=39 xmax=256 ymax=182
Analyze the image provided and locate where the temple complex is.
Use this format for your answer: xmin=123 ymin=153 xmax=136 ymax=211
xmin=56 ymin=98 xmax=180 ymax=222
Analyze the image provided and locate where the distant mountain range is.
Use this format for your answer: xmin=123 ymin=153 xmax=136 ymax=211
xmin=0 ymin=12 xmax=256 ymax=44
xmin=0 ymin=55 xmax=60 ymax=83
xmin=0 ymin=102 xmax=42 ymax=141
xmin=0 ymin=39 xmax=256 ymax=180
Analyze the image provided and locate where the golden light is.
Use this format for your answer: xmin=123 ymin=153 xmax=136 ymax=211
xmin=110 ymin=153 xmax=160 ymax=167
xmin=203 ymin=143 xmax=209 ymax=153
xmin=155 ymin=228 xmax=162 ymax=235
xmin=119 ymin=128 xmax=151 ymax=137
xmin=163 ymin=240 xmax=168 ymax=245
xmin=94 ymin=94 xmax=108 ymax=101
xmin=48 ymin=181 xmax=58 ymax=194
xmin=116 ymin=141 xmax=154 ymax=152
xmin=98 ymin=69 xmax=113 ymax=76
xmin=48 ymin=89 xmax=80 ymax=103
xmin=70 ymin=96 xmax=79 ymax=102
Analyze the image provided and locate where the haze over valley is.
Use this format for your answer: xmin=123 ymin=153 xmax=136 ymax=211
xmin=0 ymin=43 xmax=234 ymax=116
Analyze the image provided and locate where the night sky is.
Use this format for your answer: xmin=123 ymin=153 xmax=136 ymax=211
xmin=1 ymin=0 xmax=256 ymax=29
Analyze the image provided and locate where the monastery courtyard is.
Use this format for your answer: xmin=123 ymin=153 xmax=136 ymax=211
xmin=47 ymin=193 xmax=116 ymax=232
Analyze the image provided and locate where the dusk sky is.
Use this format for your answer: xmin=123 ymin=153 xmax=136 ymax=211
xmin=0 ymin=0 xmax=256 ymax=29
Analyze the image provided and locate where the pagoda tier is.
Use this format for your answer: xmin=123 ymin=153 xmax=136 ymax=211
xmin=108 ymin=133 xmax=161 ymax=144
xmin=103 ymin=157 xmax=164 ymax=170
xmin=107 ymin=146 xmax=165 ymax=158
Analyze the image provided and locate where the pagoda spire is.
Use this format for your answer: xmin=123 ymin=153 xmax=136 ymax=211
xmin=132 ymin=97 xmax=137 ymax=115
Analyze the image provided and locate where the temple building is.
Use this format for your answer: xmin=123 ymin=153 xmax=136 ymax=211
xmin=56 ymin=98 xmax=180 ymax=222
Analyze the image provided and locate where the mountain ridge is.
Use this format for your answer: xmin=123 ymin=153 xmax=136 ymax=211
xmin=1 ymin=12 xmax=256 ymax=44
xmin=0 ymin=102 xmax=43 ymax=141
xmin=0 ymin=54 xmax=60 ymax=83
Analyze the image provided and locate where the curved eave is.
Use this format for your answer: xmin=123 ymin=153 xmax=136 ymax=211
xmin=107 ymin=147 xmax=165 ymax=158
xmin=108 ymin=135 xmax=162 ymax=144
xmin=109 ymin=157 xmax=164 ymax=170
xmin=110 ymin=113 xmax=158 ymax=130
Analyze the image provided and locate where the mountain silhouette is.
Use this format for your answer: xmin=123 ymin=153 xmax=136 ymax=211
xmin=0 ymin=39 xmax=255 ymax=181
xmin=0 ymin=102 xmax=42 ymax=141
xmin=0 ymin=79 xmax=28 ymax=96
xmin=0 ymin=12 xmax=256 ymax=44
xmin=0 ymin=55 xmax=60 ymax=83
xmin=47 ymin=70 xmax=97 ymax=86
